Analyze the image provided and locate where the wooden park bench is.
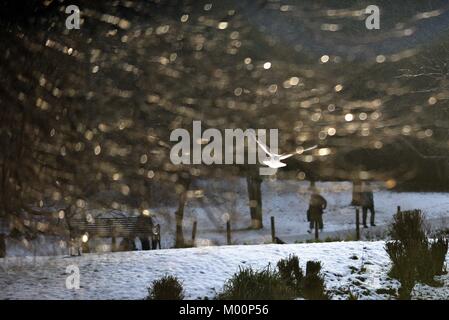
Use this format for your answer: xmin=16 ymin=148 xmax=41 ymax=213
xmin=67 ymin=215 xmax=161 ymax=255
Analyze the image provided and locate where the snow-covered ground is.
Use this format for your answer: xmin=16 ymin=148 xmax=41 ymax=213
xmin=4 ymin=180 xmax=449 ymax=256
xmin=1 ymin=241 xmax=448 ymax=300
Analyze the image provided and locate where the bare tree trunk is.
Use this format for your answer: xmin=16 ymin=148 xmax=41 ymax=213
xmin=175 ymin=175 xmax=191 ymax=248
xmin=351 ymin=180 xmax=362 ymax=206
xmin=247 ymin=168 xmax=263 ymax=229
xmin=309 ymin=180 xmax=316 ymax=190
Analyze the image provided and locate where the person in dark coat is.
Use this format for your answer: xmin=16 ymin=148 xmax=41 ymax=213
xmin=361 ymin=183 xmax=376 ymax=228
xmin=307 ymin=189 xmax=327 ymax=233
xmin=151 ymin=224 xmax=161 ymax=249
xmin=138 ymin=214 xmax=153 ymax=250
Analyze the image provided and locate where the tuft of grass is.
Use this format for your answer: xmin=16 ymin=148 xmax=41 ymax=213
xmin=277 ymin=255 xmax=304 ymax=295
xmin=303 ymin=261 xmax=329 ymax=300
xmin=217 ymin=265 xmax=296 ymax=300
xmin=218 ymin=255 xmax=329 ymax=300
xmin=347 ymin=290 xmax=359 ymax=300
xmin=146 ymin=275 xmax=185 ymax=300
xmin=324 ymin=236 xmax=342 ymax=242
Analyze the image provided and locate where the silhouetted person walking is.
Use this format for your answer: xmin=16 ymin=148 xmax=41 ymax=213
xmin=307 ymin=189 xmax=327 ymax=233
xmin=361 ymin=183 xmax=376 ymax=228
xmin=151 ymin=224 xmax=161 ymax=249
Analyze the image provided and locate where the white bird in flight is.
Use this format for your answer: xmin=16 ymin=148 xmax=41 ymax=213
xmin=250 ymin=133 xmax=317 ymax=169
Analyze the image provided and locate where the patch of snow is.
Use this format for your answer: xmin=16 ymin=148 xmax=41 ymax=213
xmin=1 ymin=241 xmax=448 ymax=300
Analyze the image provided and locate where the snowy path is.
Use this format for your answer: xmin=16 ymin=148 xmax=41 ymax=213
xmin=1 ymin=241 xmax=449 ymax=300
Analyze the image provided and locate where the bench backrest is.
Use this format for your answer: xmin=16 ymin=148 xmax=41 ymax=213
xmin=68 ymin=216 xmax=154 ymax=238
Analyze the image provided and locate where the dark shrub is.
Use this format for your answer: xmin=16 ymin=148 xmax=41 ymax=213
xmin=218 ymin=266 xmax=295 ymax=300
xmin=146 ymin=275 xmax=185 ymax=300
xmin=385 ymin=241 xmax=416 ymax=299
xmin=303 ymin=261 xmax=329 ymax=300
xmin=390 ymin=210 xmax=427 ymax=245
xmin=219 ymin=257 xmax=329 ymax=300
xmin=386 ymin=210 xmax=448 ymax=299
xmin=306 ymin=261 xmax=322 ymax=275
xmin=430 ymin=237 xmax=449 ymax=276
xmin=277 ymin=255 xmax=303 ymax=295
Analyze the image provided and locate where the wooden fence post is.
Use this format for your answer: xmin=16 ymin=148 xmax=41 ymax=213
xmin=0 ymin=234 xmax=5 ymax=258
xmin=314 ymin=221 xmax=319 ymax=241
xmin=191 ymin=220 xmax=197 ymax=244
xmin=355 ymin=208 xmax=360 ymax=241
xmin=226 ymin=220 xmax=231 ymax=245
xmin=271 ymin=216 xmax=276 ymax=243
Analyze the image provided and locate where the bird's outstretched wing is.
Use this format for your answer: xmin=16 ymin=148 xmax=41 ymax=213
xmin=279 ymin=153 xmax=294 ymax=160
xmin=280 ymin=145 xmax=317 ymax=160
xmin=249 ymin=132 xmax=272 ymax=155
xmin=302 ymin=145 xmax=318 ymax=152
xmin=250 ymin=131 xmax=318 ymax=159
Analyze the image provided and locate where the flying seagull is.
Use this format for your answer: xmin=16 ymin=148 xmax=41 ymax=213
xmin=250 ymin=133 xmax=317 ymax=169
